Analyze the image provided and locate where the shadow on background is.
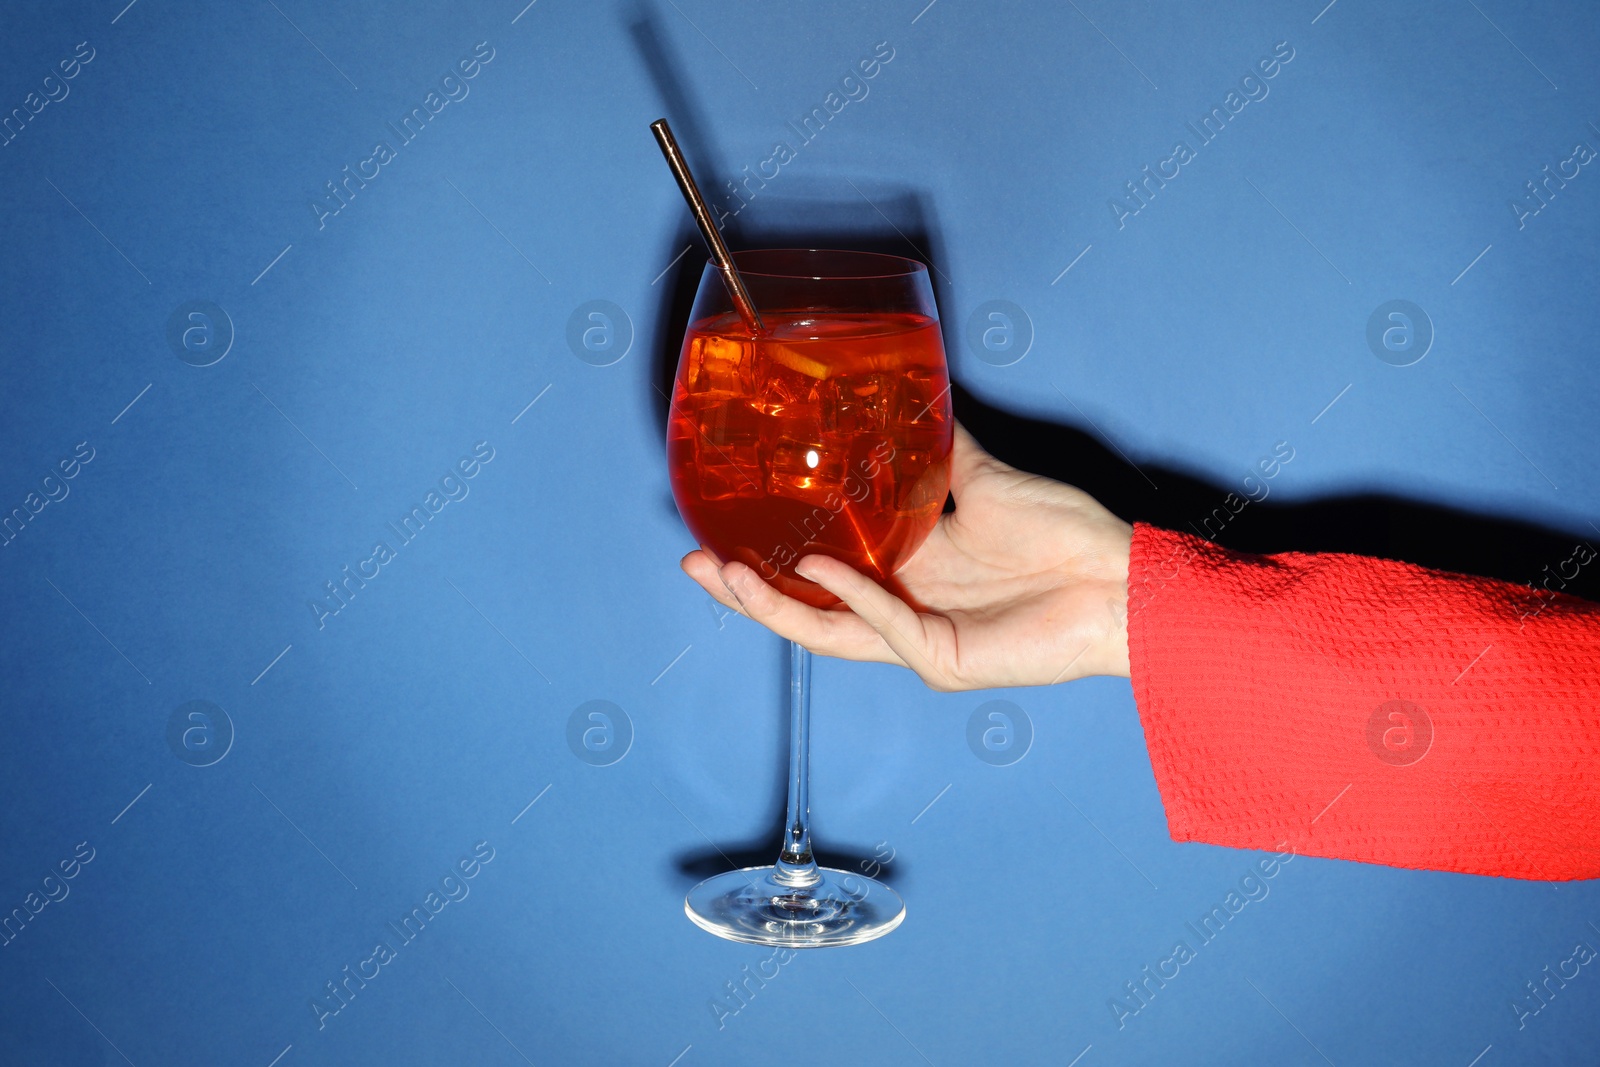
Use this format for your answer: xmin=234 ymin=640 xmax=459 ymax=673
xmin=954 ymin=383 xmax=1600 ymax=599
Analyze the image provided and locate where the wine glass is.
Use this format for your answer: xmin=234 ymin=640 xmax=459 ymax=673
xmin=666 ymin=248 xmax=954 ymax=947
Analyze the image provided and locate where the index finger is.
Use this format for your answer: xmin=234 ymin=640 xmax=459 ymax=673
xmin=681 ymin=552 xmax=907 ymax=667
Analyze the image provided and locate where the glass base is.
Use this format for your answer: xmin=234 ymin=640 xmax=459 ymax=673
xmin=685 ymin=865 xmax=905 ymax=948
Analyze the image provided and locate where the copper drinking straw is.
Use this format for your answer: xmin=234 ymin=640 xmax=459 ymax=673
xmin=649 ymin=118 xmax=765 ymax=335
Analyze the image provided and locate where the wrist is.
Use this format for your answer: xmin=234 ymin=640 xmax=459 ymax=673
xmin=1101 ymin=520 xmax=1134 ymax=679
xmin=1107 ymin=594 xmax=1131 ymax=679
xmin=1046 ymin=517 xmax=1133 ymax=684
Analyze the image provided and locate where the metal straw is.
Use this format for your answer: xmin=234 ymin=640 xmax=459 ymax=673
xmin=649 ymin=118 xmax=764 ymax=335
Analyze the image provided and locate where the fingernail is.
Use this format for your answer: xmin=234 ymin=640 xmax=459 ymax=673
xmin=794 ymin=558 xmax=817 ymax=580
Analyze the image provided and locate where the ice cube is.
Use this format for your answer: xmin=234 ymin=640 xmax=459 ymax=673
xmin=752 ymin=353 xmax=818 ymax=419
xmin=701 ymin=396 xmax=761 ymax=444
xmin=766 ymin=435 xmax=845 ymax=505
xmin=697 ymin=454 xmax=760 ymax=501
xmin=690 ymin=334 xmax=751 ymax=396
xmin=693 ymin=399 xmax=764 ymax=501
xmin=819 ymin=373 xmax=895 ymax=435
xmin=894 ymin=369 xmax=947 ymax=426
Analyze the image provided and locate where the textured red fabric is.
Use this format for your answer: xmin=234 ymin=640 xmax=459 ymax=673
xmin=1125 ymin=522 xmax=1600 ymax=881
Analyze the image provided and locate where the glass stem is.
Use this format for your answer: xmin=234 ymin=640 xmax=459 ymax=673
xmin=774 ymin=641 xmax=820 ymax=887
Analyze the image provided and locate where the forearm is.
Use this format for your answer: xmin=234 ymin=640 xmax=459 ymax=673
xmin=1126 ymin=523 xmax=1600 ymax=880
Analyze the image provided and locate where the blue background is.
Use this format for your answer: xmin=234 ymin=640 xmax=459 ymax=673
xmin=2 ymin=0 xmax=1598 ymax=1064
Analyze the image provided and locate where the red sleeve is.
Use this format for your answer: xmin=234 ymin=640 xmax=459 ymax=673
xmin=1125 ymin=522 xmax=1600 ymax=881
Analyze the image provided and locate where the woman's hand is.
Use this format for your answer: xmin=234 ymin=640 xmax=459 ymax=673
xmin=680 ymin=422 xmax=1134 ymax=690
